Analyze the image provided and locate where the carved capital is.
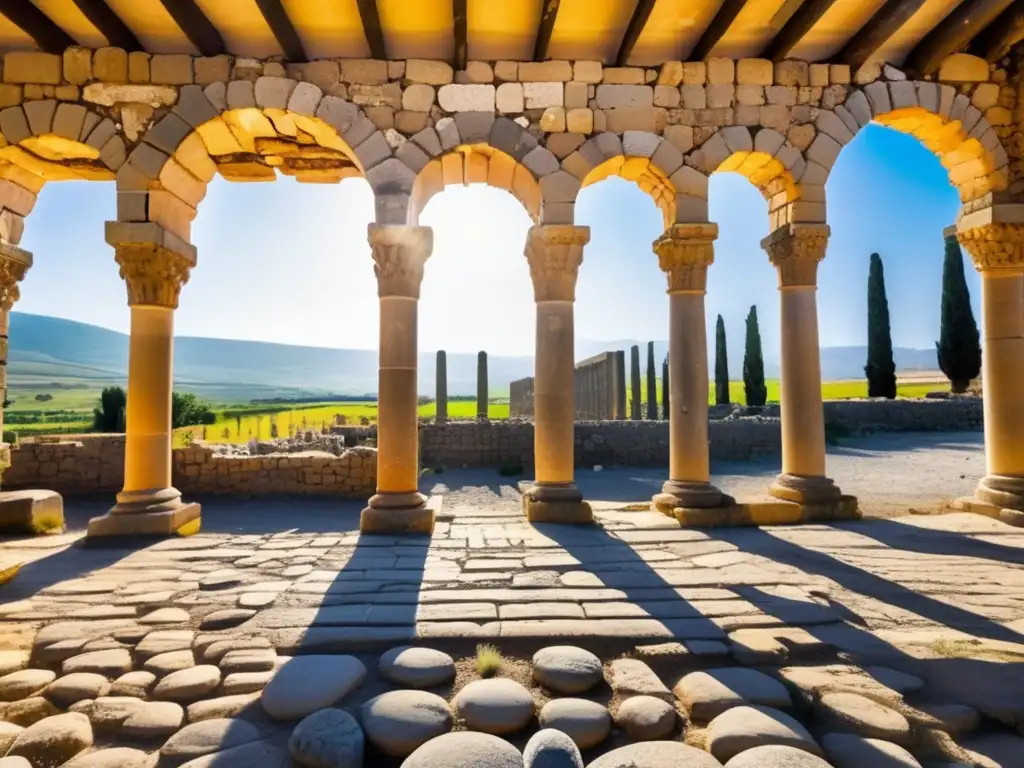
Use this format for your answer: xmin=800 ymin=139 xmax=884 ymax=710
xmin=957 ymin=223 xmax=1024 ymax=273
xmin=762 ymin=223 xmax=830 ymax=288
xmin=369 ymin=224 xmax=433 ymax=298
xmin=116 ymin=243 xmax=195 ymax=309
xmin=654 ymin=222 xmax=718 ymax=293
xmin=524 ymin=225 xmax=590 ymax=302
xmin=0 ymin=243 xmax=32 ymax=312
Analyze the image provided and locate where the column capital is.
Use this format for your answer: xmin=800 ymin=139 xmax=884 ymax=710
xmin=0 ymin=243 xmax=32 ymax=312
xmin=369 ymin=224 xmax=433 ymax=299
xmin=957 ymin=222 xmax=1024 ymax=273
xmin=524 ymin=224 xmax=590 ymax=302
xmin=654 ymin=222 xmax=718 ymax=293
xmin=115 ymin=243 xmax=196 ymax=309
xmin=762 ymin=223 xmax=830 ymax=288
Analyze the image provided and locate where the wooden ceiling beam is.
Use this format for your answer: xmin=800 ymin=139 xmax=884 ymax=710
xmin=970 ymin=2 xmax=1024 ymax=61
xmin=157 ymin=0 xmax=224 ymax=56
xmin=689 ymin=0 xmax=747 ymax=61
xmin=533 ymin=0 xmax=561 ymax=62
xmin=837 ymin=0 xmax=927 ymax=71
xmin=905 ymin=0 xmax=1016 ymax=76
xmin=763 ymin=0 xmax=841 ymax=60
xmin=615 ymin=0 xmax=657 ymax=67
xmin=453 ymin=0 xmax=467 ymax=70
xmin=355 ymin=0 xmax=386 ymax=60
xmin=0 ymin=0 xmax=75 ymax=53
xmin=255 ymin=0 xmax=306 ymax=62
xmin=72 ymin=0 xmax=141 ymax=50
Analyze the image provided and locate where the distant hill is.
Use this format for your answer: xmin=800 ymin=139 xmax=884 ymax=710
xmin=6 ymin=313 xmax=941 ymax=402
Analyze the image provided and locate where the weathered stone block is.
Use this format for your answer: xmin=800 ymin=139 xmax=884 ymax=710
xmin=349 ymin=83 xmax=401 ymax=108
xmin=680 ymin=84 xmax=706 ymax=109
xmin=735 ymin=85 xmax=764 ymax=106
xmin=656 ymin=62 xmax=683 ymax=87
xmin=461 ymin=61 xmax=493 ymax=83
xmin=287 ymin=81 xmax=322 ymax=116
xmin=563 ymin=81 xmax=587 ymax=109
xmin=0 ymin=85 xmax=21 ymax=108
xmin=401 ymin=83 xmax=434 ymax=112
xmin=829 ymin=64 xmax=851 ymax=84
xmin=765 ymin=86 xmax=796 ymax=106
xmin=51 ymin=103 xmax=86 ymax=140
xmin=55 ymin=85 xmax=79 ymax=101
xmin=151 ymin=55 xmax=194 ymax=85
xmin=195 ymin=56 xmax=231 ymax=85
xmin=595 ymin=85 xmax=652 ymax=109
xmin=938 ymin=53 xmax=989 ymax=83
xmin=971 ymin=83 xmax=999 ymax=110
xmin=888 ymin=80 xmax=917 ymax=110
xmin=603 ymin=67 xmax=644 ymax=85
xmin=737 ymin=59 xmax=772 ymax=86
xmin=706 ymin=58 xmax=734 ymax=85
xmin=406 ymin=60 xmax=454 ymax=86
xmin=540 ymin=106 xmax=566 ymax=132
xmin=494 ymin=61 xmax=518 ymax=81
xmin=454 ymin=111 xmax=494 ymax=142
xmin=23 ymin=99 xmax=56 ymax=136
xmin=681 ymin=62 xmax=706 ymax=85
xmin=4 ymin=53 xmax=62 ymax=85
xmin=663 ymin=124 xmax=693 ymax=153
xmin=539 ymin=169 xmax=579 ymax=203
xmin=565 ymin=108 xmax=593 ymax=134
xmin=758 ymin=104 xmax=790 ymax=131
xmin=654 ymin=85 xmax=680 ymax=108
xmin=863 ymin=81 xmax=890 ymax=115
xmin=787 ymin=124 xmax=814 ymax=151
xmin=775 ymin=60 xmax=809 ymax=87
xmin=438 ymin=84 xmax=495 ymax=112
xmin=62 ymin=48 xmax=92 ymax=86
xmin=524 ymin=82 xmax=562 ymax=109
xmin=341 ymin=59 xmax=388 ymax=84
xmin=316 ymin=95 xmax=359 ymax=134
xmin=519 ymin=61 xmax=572 ymax=82
xmin=707 ymin=84 xmax=734 ymax=108
xmin=809 ymin=64 xmax=829 ymax=87
xmin=573 ymin=61 xmax=602 ymax=84
xmin=495 ymin=82 xmax=523 ymax=113
xmin=129 ymin=52 xmax=151 ymax=83
xmin=254 ymin=76 xmax=296 ymax=109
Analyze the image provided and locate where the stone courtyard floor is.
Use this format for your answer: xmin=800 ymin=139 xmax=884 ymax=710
xmin=0 ymin=431 xmax=1020 ymax=766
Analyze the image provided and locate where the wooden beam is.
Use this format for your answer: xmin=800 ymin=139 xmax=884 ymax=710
xmin=763 ymin=0 xmax=841 ymax=60
xmin=615 ymin=0 xmax=657 ymax=66
xmin=157 ymin=0 xmax=224 ymax=56
xmin=970 ymin=2 xmax=1024 ymax=61
xmin=837 ymin=0 xmax=927 ymax=71
xmin=689 ymin=0 xmax=746 ymax=61
xmin=532 ymin=0 xmax=561 ymax=61
xmin=0 ymin=0 xmax=75 ymax=52
xmin=254 ymin=0 xmax=305 ymax=62
xmin=72 ymin=0 xmax=141 ymax=50
xmin=355 ymin=0 xmax=386 ymax=59
xmin=905 ymin=0 xmax=1016 ymax=76
xmin=453 ymin=0 xmax=467 ymax=70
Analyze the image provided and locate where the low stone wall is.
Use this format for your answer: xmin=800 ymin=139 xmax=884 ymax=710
xmin=3 ymin=436 xmax=376 ymax=498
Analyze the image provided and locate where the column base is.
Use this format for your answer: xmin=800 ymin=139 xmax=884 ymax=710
xmin=670 ymin=496 xmax=860 ymax=527
xmin=360 ymin=492 xmax=438 ymax=535
xmin=519 ymin=482 xmax=593 ymax=524
xmin=653 ymin=480 xmax=731 ymax=512
xmin=109 ymin=486 xmax=186 ymax=514
xmin=769 ymin=473 xmax=842 ymax=504
xmin=87 ymin=502 xmax=201 ymax=538
xmin=951 ymin=496 xmax=1024 ymax=527
xmin=973 ymin=474 xmax=1024 ymax=511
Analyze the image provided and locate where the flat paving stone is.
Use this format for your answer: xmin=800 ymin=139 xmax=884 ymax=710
xmin=198 ymin=637 xmax=270 ymax=664
xmin=5 ymin=697 xmax=59 ymax=726
xmin=62 ymin=650 xmax=132 ymax=678
xmin=378 ymin=646 xmax=455 ymax=688
xmin=453 ymin=678 xmax=535 ymax=735
xmin=588 ymin=741 xmax=725 ymax=767
xmin=362 ymin=690 xmax=453 ymax=757
xmin=608 ymin=658 xmax=672 ymax=701
xmin=110 ymin=671 xmax=156 ymax=698
xmin=538 ymin=698 xmax=610 ymax=749
xmin=0 ymin=651 xmax=29 ymax=676
xmin=152 ymin=666 xmax=222 ymax=702
xmin=909 ymin=702 xmax=980 ymax=735
xmin=136 ymin=631 xmax=194 ymax=658
xmin=821 ymin=733 xmax=923 ymax=768
xmin=614 ymin=695 xmax=677 ymax=740
xmin=121 ymin=701 xmax=185 ymax=738
xmin=865 ymin=667 xmax=924 ymax=695
xmin=675 ymin=668 xmax=792 ymax=720
xmin=706 ymin=705 xmax=823 ymax=763
xmin=0 ymin=670 xmax=57 ymax=702
xmin=6 ymin=712 xmax=94 ymax=766
xmin=220 ymin=671 xmax=273 ymax=695
xmin=401 ymin=731 xmax=524 ymax=768
xmin=144 ymin=650 xmax=196 ymax=675
xmin=961 ymin=733 xmax=1024 ymax=768
xmin=161 ymin=718 xmax=262 ymax=759
xmin=200 ymin=610 xmax=256 ymax=631
xmin=533 ymin=646 xmax=603 ymax=694
xmin=261 ymin=655 xmax=366 ymax=720
xmin=817 ymin=692 xmax=911 ymax=744
xmin=186 ymin=693 xmax=261 ymax=723
xmin=219 ymin=648 xmax=276 ymax=674
xmin=178 ymin=740 xmax=292 ymax=767
xmin=44 ymin=674 xmax=110 ymax=707
xmin=139 ymin=608 xmax=190 ymax=625
xmin=88 ymin=697 xmax=146 ymax=730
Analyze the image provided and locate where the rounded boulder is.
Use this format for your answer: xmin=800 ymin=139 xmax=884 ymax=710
xmin=614 ymin=695 xmax=677 ymax=740
xmin=289 ymin=708 xmax=364 ymax=768
xmin=6 ymin=712 xmax=93 ymax=766
xmin=532 ymin=647 xmax=602 ymax=694
xmin=537 ymin=698 xmax=610 ymax=750
xmin=262 ymin=655 xmax=366 ymax=721
xmin=400 ymin=731 xmax=523 ymax=768
xmin=724 ymin=745 xmax=834 ymax=767
xmin=523 ymin=729 xmax=583 ymax=768
xmin=453 ymin=678 xmax=535 ymax=735
xmin=588 ymin=742 xmax=724 ymax=768
xmin=379 ymin=647 xmax=455 ymax=688
xmin=362 ymin=690 xmax=452 ymax=757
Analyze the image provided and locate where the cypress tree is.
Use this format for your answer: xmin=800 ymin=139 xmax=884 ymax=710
xmin=715 ymin=314 xmax=730 ymax=405
xmin=662 ymin=355 xmax=670 ymax=419
xmin=629 ymin=345 xmax=641 ymax=419
xmin=936 ymin=234 xmax=981 ymax=393
xmin=646 ymin=341 xmax=657 ymax=419
xmin=743 ymin=306 xmax=767 ymax=407
xmin=865 ymin=253 xmax=897 ymax=398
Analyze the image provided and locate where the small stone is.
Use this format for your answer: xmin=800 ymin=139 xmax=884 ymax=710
xmin=0 ymin=722 xmax=23 ymax=753
xmin=821 ymin=733 xmax=922 ymax=768
xmin=145 ymin=650 xmax=196 ymax=675
xmin=288 ymin=708 xmax=363 ymax=767
xmin=401 ymin=731 xmax=523 ymax=768
xmin=7 ymin=713 xmax=93 ymax=766
xmin=200 ymin=571 xmax=242 ymax=590
xmin=89 ymin=697 xmax=145 ymax=730
xmin=186 ymin=693 xmax=261 ymax=723
xmin=110 ymin=671 xmax=156 ymax=698
xmin=62 ymin=747 xmax=157 ymax=768
xmin=62 ymin=649 xmax=132 ymax=678
xmin=161 ymin=718 xmax=261 ymax=760
xmin=676 ymin=668 xmax=792 ymax=720
xmin=538 ymin=698 xmax=610 ymax=749
xmin=5 ymin=698 xmax=60 ymax=726
xmin=261 ymin=655 xmax=366 ymax=721
xmin=523 ymin=728 xmax=583 ymax=768
xmin=220 ymin=671 xmax=273 ymax=695
xmin=0 ymin=670 xmax=56 ymax=701
xmin=533 ymin=646 xmax=602 ymax=694
xmin=865 ymin=668 xmax=924 ymax=695
xmin=200 ymin=610 xmax=255 ymax=630
xmin=153 ymin=666 xmax=221 ymax=702
xmin=817 ymin=692 xmax=911 ymax=744
xmin=378 ymin=646 xmax=455 ymax=688
xmin=219 ymin=648 xmax=276 ymax=674
xmin=609 ymin=658 xmax=671 ymax=700
xmin=724 ymin=745 xmax=833 ymax=767
xmin=136 ymin=631 xmax=195 ymax=658
xmin=140 ymin=608 xmax=190 ymax=625
xmin=44 ymin=674 xmax=110 ymax=707
xmin=361 ymin=690 xmax=452 ymax=757
xmin=0 ymin=651 xmax=29 ymax=675
xmin=452 ymin=678 xmax=535 ymax=735
xmin=589 ymin=742 xmax=723 ymax=767
xmin=122 ymin=701 xmax=184 ymax=738
xmin=706 ymin=705 xmax=822 ymax=763
xmin=615 ymin=695 xmax=676 ymax=740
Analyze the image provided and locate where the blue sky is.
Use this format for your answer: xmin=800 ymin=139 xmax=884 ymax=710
xmin=16 ymin=123 xmax=975 ymax=371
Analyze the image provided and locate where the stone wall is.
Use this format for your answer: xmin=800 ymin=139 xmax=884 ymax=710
xmin=509 ymin=376 xmax=535 ymax=418
xmin=2 ymin=436 xmax=376 ymax=497
xmin=574 ymin=352 xmax=626 ymax=420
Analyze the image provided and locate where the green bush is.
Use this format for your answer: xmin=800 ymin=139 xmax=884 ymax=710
xmin=93 ymin=386 xmax=126 ymax=432
xmin=2 ymin=430 xmax=17 ymax=445
xmin=172 ymin=392 xmax=216 ymax=429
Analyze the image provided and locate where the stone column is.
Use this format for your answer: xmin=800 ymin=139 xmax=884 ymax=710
xmin=87 ymin=228 xmax=201 ymax=537
xmin=629 ymin=345 xmax=641 ymax=419
xmin=614 ymin=350 xmax=626 ymax=419
xmin=762 ymin=224 xmax=842 ymax=504
xmin=522 ymin=224 xmax=591 ymax=523
xmin=477 ymin=351 xmax=488 ymax=420
xmin=0 ymin=244 xmax=31 ymax=482
xmin=435 ymin=350 xmax=447 ymax=424
xmin=361 ymin=224 xmax=434 ymax=535
xmin=957 ymin=220 xmax=1024 ymax=520
xmin=651 ymin=224 xmax=726 ymax=511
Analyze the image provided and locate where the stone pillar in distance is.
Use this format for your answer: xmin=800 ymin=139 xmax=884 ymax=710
xmin=522 ymin=224 xmax=592 ymax=523
xmin=629 ymin=345 xmax=641 ymax=419
xmin=614 ymin=350 xmax=626 ymax=419
xmin=762 ymin=223 xmax=846 ymax=508
xmin=477 ymin=351 xmax=488 ymax=420
xmin=956 ymin=218 xmax=1024 ymax=525
xmin=88 ymin=224 xmax=201 ymax=537
xmin=0 ymin=244 xmax=31 ymax=482
xmin=651 ymin=224 xmax=727 ymax=514
xmin=435 ymin=350 xmax=447 ymax=424
xmin=361 ymin=224 xmax=435 ymax=535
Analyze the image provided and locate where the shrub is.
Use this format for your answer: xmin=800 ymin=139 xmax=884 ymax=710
xmin=476 ymin=644 xmax=503 ymax=678
xmin=865 ymin=253 xmax=897 ymax=399
xmin=2 ymin=430 xmax=17 ymax=445
xmin=743 ymin=306 xmax=767 ymax=407
xmin=33 ymin=393 xmax=52 ymax=402
xmin=93 ymin=386 xmax=126 ymax=432
xmin=172 ymin=392 xmax=216 ymax=429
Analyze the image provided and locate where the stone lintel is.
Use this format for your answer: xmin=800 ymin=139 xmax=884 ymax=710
xmin=105 ymin=220 xmax=197 ymax=263
xmin=654 ymin=222 xmax=719 ymax=293
xmin=942 ymin=224 xmax=958 ymax=240
xmin=368 ymin=224 xmax=433 ymax=299
xmin=761 ymin=222 xmax=830 ymax=288
xmin=524 ymin=224 xmax=590 ymax=302
xmin=956 ymin=203 xmax=1024 ymax=232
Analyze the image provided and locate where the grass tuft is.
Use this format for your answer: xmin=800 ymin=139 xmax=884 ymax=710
xmin=476 ymin=643 xmax=504 ymax=678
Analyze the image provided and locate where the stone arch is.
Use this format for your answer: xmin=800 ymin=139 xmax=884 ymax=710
xmin=688 ymin=126 xmax=812 ymax=230
xmin=813 ymin=81 xmax=1009 ymax=205
xmin=566 ymin=131 xmax=691 ymax=228
xmin=0 ymin=100 xmax=124 ymax=245
xmin=120 ymin=77 xmax=389 ymax=245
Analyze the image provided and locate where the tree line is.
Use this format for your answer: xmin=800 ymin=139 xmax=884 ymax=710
xmin=92 ymin=387 xmax=217 ymax=432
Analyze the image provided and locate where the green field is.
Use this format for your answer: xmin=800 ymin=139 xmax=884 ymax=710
xmin=2 ymin=378 xmax=950 ymax=443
